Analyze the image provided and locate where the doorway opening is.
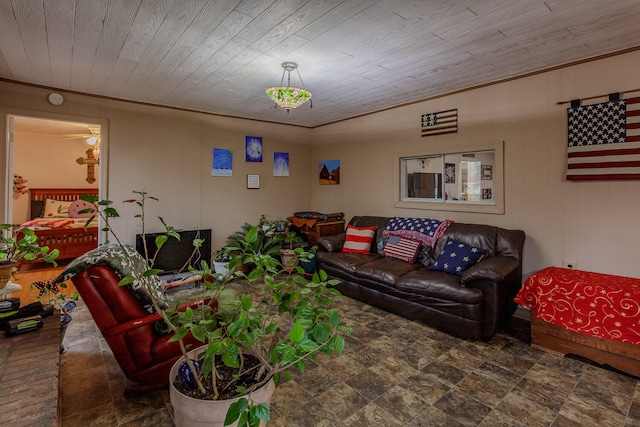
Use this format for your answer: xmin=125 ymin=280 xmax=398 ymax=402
xmin=6 ymin=114 xmax=105 ymax=226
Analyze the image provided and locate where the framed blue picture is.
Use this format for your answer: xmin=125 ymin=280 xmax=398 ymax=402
xmin=212 ymin=148 xmax=233 ymax=176
xmin=245 ymin=136 xmax=263 ymax=162
xmin=273 ymin=152 xmax=289 ymax=176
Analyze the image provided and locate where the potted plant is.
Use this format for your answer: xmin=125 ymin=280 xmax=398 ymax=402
xmin=0 ymin=224 xmax=59 ymax=288
xmin=83 ymin=192 xmax=350 ymax=427
xmin=225 ymin=218 xmax=285 ymax=273
xmin=278 ymin=230 xmax=304 ymax=272
xmin=212 ymin=247 xmax=232 ymax=275
xmin=299 ymin=245 xmax=319 ymax=275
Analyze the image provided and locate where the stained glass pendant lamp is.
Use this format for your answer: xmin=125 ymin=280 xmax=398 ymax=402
xmin=266 ymin=61 xmax=312 ymax=112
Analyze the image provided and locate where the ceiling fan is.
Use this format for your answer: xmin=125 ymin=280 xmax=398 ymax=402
xmin=62 ymin=125 xmax=101 ymax=157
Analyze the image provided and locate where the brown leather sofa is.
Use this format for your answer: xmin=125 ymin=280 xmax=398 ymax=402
xmin=316 ymin=216 xmax=525 ymax=341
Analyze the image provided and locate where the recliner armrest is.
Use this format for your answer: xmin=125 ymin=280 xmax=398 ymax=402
xmin=461 ymin=256 xmax=520 ymax=285
xmin=316 ymin=233 xmax=346 ymax=252
xmin=104 ymin=313 xmax=164 ymax=338
xmin=103 ymin=298 xmax=214 ymax=338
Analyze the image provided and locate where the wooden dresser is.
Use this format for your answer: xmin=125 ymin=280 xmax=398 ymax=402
xmin=301 ymin=220 xmax=345 ymax=246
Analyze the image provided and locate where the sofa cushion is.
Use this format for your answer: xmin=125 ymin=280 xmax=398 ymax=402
xmin=317 ymin=251 xmax=380 ymax=273
xmin=429 ymin=238 xmax=488 ymax=276
xmin=348 ymin=216 xmax=393 ymax=254
xmin=382 ymin=236 xmax=421 ymax=263
xmin=342 ymin=225 xmax=377 ymax=254
xmin=396 ymin=269 xmax=483 ymax=304
xmin=436 ymin=223 xmax=497 ymax=257
xmin=354 ymin=257 xmax=423 ymax=286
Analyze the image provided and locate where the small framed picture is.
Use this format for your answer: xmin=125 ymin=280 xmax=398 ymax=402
xmin=445 ymin=163 xmax=456 ymax=183
xmin=319 ymin=160 xmax=340 ymax=185
xmin=482 ymin=165 xmax=493 ymax=180
xmin=247 ymin=174 xmax=260 ymax=189
xmin=246 ymin=136 xmax=263 ymax=162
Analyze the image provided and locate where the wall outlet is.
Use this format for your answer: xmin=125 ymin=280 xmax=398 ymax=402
xmin=563 ymin=260 xmax=577 ymax=269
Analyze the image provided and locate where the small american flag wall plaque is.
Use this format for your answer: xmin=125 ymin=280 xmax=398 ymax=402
xmin=421 ymin=109 xmax=458 ymax=137
xmin=566 ymin=95 xmax=640 ymax=180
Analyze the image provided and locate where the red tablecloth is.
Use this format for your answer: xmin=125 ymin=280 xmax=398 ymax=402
xmin=515 ymin=267 xmax=640 ymax=344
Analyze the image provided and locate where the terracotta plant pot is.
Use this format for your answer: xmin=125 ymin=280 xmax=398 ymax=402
xmin=169 ymin=347 xmax=276 ymax=427
xmin=279 ymin=248 xmax=298 ymax=272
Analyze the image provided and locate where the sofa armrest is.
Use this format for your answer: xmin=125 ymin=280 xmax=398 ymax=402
xmin=316 ymin=233 xmax=346 ymax=252
xmin=461 ymin=256 xmax=520 ymax=285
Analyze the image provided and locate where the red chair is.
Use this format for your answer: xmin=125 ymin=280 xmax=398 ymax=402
xmin=69 ymin=265 xmax=212 ymax=394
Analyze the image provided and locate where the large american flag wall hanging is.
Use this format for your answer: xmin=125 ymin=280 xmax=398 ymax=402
xmin=566 ymin=94 xmax=640 ymax=180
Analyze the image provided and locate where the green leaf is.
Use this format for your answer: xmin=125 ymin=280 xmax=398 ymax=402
xmin=264 ymin=323 xmax=278 ymax=335
xmin=281 ymin=346 xmax=297 ymax=365
xmin=227 ymin=315 xmax=249 ymax=337
xmin=333 ymin=335 xmax=345 ymax=354
xmin=167 ymin=327 xmax=189 ymax=342
xmin=155 ymin=234 xmax=168 ymax=250
xmin=247 ymin=267 xmax=264 ymax=282
xmin=249 ymin=402 xmax=270 ymax=423
xmin=143 ymin=268 xmax=163 ymax=277
xmin=225 ymin=398 xmax=248 ymax=426
xmin=103 ymin=207 xmax=120 ymax=218
xmin=79 ymin=194 xmax=98 ymax=203
xmin=328 ymin=309 xmax=341 ymax=326
xmin=118 ymin=276 xmax=135 ymax=287
xmin=289 ymin=321 xmax=304 ymax=343
xmin=245 ymin=226 xmax=259 ymax=244
xmin=241 ymin=294 xmax=252 ymax=311
xmin=312 ymin=322 xmax=331 ymax=342
xmin=191 ymin=324 xmax=206 ymax=342
xmin=222 ymin=343 xmax=239 ymax=368
xmin=297 ymin=339 xmax=319 ymax=353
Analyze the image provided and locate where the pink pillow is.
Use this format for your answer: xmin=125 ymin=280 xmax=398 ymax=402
xmin=68 ymin=199 xmax=96 ymax=218
xmin=342 ymin=225 xmax=376 ymax=254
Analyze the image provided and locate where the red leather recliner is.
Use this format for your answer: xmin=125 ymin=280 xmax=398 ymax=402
xmin=70 ymin=265 xmax=211 ymax=393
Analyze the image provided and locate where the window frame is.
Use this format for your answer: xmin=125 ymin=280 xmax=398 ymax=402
xmin=394 ymin=140 xmax=504 ymax=214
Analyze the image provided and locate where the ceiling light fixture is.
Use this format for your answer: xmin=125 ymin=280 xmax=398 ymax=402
xmin=266 ymin=61 xmax=312 ymax=112
xmin=86 ymin=126 xmax=101 ymax=158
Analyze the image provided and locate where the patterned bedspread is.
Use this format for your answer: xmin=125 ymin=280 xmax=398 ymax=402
xmin=514 ymin=267 xmax=640 ymax=344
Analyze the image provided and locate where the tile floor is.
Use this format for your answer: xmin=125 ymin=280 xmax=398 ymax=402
xmin=59 ymin=290 xmax=640 ymax=426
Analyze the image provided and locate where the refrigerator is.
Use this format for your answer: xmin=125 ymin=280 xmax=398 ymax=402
xmin=408 ymin=173 xmax=442 ymax=199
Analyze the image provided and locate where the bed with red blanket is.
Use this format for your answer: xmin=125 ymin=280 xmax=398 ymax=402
xmin=515 ymin=267 xmax=640 ymax=377
xmin=21 ymin=188 xmax=99 ymax=262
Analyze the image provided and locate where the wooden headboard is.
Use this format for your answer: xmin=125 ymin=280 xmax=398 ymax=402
xmin=29 ymin=188 xmax=99 ymax=202
xmin=29 ymin=188 xmax=99 ymax=220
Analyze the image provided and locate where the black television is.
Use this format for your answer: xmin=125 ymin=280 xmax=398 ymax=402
xmin=135 ymin=228 xmax=212 ymax=275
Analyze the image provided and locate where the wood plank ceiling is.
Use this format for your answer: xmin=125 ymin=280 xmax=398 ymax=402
xmin=2 ymin=0 xmax=640 ymax=128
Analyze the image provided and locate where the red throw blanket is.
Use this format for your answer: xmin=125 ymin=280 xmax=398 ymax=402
xmin=515 ymin=266 xmax=640 ymax=344
xmin=19 ymin=218 xmax=75 ymax=230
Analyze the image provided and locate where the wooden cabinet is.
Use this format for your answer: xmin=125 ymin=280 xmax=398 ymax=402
xmin=306 ymin=220 xmax=345 ymax=245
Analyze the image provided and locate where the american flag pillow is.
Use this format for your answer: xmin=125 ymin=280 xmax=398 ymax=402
xmin=383 ymin=236 xmax=421 ymax=263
